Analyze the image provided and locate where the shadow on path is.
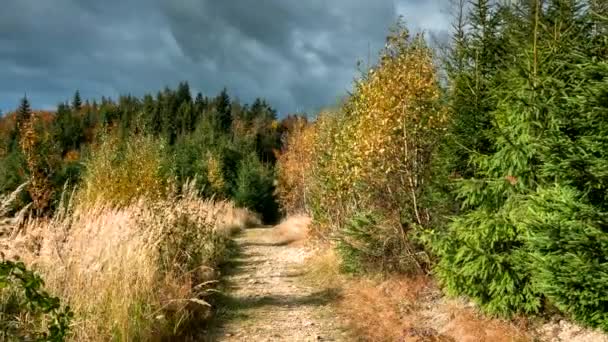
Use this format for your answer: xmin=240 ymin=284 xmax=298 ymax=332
xmin=201 ymin=228 xmax=344 ymax=341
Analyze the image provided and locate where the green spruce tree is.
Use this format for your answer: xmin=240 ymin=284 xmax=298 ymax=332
xmin=72 ymin=90 xmax=82 ymax=112
xmin=429 ymin=0 xmax=590 ymax=316
xmin=443 ymin=0 xmax=507 ymax=178
xmin=16 ymin=96 xmax=32 ymax=131
xmin=520 ymin=0 xmax=608 ymax=330
xmin=215 ymin=88 xmax=232 ymax=132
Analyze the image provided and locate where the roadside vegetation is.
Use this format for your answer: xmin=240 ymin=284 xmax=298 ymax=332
xmin=0 ymin=84 xmax=281 ymax=340
xmin=277 ymin=0 xmax=608 ymax=339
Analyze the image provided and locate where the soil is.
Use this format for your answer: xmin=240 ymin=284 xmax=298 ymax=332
xmin=205 ymin=227 xmax=349 ymax=342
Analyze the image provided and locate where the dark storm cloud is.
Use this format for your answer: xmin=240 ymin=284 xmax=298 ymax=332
xmin=161 ymin=0 xmax=399 ymax=112
xmin=0 ymin=0 xmax=449 ymax=115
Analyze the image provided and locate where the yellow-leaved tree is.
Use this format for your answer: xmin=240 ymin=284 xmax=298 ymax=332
xmin=344 ymin=22 xmax=448 ymax=227
xmin=277 ymin=20 xmax=447 ymax=273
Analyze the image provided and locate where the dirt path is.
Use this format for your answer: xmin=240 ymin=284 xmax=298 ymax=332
xmin=207 ymin=227 xmax=349 ymax=341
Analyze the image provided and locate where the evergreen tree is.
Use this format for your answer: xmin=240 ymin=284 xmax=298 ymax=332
xmin=16 ymin=96 xmax=32 ymax=131
xmin=142 ymin=94 xmax=157 ymax=135
xmin=519 ymin=0 xmax=608 ymax=329
xmin=176 ymin=81 xmax=192 ymax=106
xmin=150 ymin=92 xmax=163 ymax=136
xmin=72 ymin=90 xmax=82 ymax=112
xmin=194 ymin=92 xmax=204 ymax=106
xmin=53 ymin=103 xmax=73 ymax=154
xmin=194 ymin=92 xmax=207 ymax=125
xmin=248 ymin=98 xmax=264 ymax=122
xmin=590 ymin=0 xmax=608 ymax=56
xmin=430 ymin=0 xmax=593 ymax=316
xmin=233 ymin=152 xmax=279 ymax=223
xmin=177 ymin=102 xmax=194 ymax=134
xmin=442 ymin=0 xmax=508 ymax=178
xmin=161 ymin=88 xmax=178 ymax=144
xmin=215 ymin=88 xmax=232 ymax=132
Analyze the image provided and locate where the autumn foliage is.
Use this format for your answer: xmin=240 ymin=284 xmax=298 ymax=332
xmin=18 ymin=107 xmax=56 ymax=215
xmin=275 ymin=115 xmax=316 ymax=215
xmin=278 ymin=22 xmax=446 ymax=272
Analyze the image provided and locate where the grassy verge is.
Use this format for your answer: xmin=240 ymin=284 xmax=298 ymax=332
xmin=304 ymin=248 xmax=531 ymax=342
xmin=1 ymin=186 xmax=259 ymax=341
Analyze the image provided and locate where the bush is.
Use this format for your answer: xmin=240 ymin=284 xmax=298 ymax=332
xmin=79 ymin=133 xmax=168 ymax=207
xmin=337 ymin=212 xmax=419 ymax=275
xmin=0 ymin=260 xmax=72 ymax=341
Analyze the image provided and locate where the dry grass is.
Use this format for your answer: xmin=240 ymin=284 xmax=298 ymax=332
xmin=305 ymin=248 xmax=343 ymax=289
xmin=340 ymin=277 xmax=528 ymax=342
xmin=271 ymin=214 xmax=311 ymax=245
xmin=440 ymin=308 xmax=530 ymax=342
xmin=305 ymin=247 xmax=531 ymax=342
xmin=337 ymin=276 xmax=447 ymax=342
xmin=1 ymin=188 xmax=258 ymax=341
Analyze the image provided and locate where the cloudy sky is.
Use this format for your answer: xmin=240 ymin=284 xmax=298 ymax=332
xmin=0 ymin=0 xmax=450 ymax=116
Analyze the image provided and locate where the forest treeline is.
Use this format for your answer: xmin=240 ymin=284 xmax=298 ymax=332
xmin=0 ymin=83 xmax=294 ymax=339
xmin=0 ymin=83 xmax=302 ymax=222
xmin=277 ymin=0 xmax=608 ymax=332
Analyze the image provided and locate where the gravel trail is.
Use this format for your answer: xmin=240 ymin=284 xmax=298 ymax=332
xmin=207 ymin=227 xmax=348 ymax=342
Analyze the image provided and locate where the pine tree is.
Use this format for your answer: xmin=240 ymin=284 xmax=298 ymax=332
xmin=215 ymin=88 xmax=232 ymax=132
xmin=72 ymin=90 xmax=82 ymax=112
xmin=16 ymin=96 xmax=32 ymax=131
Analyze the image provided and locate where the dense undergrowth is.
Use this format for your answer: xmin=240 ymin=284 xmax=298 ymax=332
xmin=1 ymin=143 xmax=260 ymax=340
xmin=278 ymin=0 xmax=608 ymax=334
xmin=2 ymin=190 xmax=258 ymax=340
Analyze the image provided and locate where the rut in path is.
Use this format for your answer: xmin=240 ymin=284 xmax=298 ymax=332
xmin=207 ymin=226 xmax=349 ymax=341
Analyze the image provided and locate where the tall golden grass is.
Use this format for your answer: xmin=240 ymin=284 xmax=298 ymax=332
xmin=1 ymin=182 xmax=259 ymax=341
